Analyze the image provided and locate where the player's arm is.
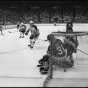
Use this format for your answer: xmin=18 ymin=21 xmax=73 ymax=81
xmin=37 ymin=28 xmax=40 ymax=35
xmin=64 ymin=38 xmax=76 ymax=49
xmin=47 ymin=45 xmax=53 ymax=55
xmin=33 ymin=25 xmax=40 ymax=34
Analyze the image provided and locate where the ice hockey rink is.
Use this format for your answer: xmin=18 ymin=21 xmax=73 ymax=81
xmin=0 ymin=23 xmax=88 ymax=87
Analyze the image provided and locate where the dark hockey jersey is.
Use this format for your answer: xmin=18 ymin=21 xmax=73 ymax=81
xmin=47 ymin=38 xmax=66 ymax=57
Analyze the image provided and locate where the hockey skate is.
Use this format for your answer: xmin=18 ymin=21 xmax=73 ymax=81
xmin=28 ymin=39 xmax=36 ymax=49
xmin=28 ymin=44 xmax=33 ymax=48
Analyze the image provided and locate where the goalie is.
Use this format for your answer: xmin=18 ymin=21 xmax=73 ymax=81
xmin=37 ymin=34 xmax=66 ymax=74
xmin=37 ymin=22 xmax=79 ymax=74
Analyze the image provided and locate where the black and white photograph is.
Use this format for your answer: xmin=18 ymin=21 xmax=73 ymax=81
xmin=0 ymin=0 xmax=88 ymax=87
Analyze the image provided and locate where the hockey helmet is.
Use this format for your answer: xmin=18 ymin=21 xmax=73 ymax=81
xmin=29 ymin=20 xmax=34 ymax=24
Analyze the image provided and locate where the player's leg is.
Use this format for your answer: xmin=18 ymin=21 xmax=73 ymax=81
xmin=28 ymin=33 xmax=40 ymax=48
xmin=20 ymin=29 xmax=25 ymax=38
xmin=19 ymin=32 xmax=21 ymax=38
xmin=54 ymin=22 xmax=57 ymax=26
xmin=0 ymin=28 xmax=3 ymax=35
xmin=29 ymin=34 xmax=37 ymax=48
xmin=22 ymin=27 xmax=26 ymax=38
xmin=28 ymin=39 xmax=35 ymax=48
xmin=69 ymin=54 xmax=74 ymax=67
xmin=0 ymin=29 xmax=2 ymax=35
xmin=28 ymin=35 xmax=34 ymax=48
xmin=21 ymin=31 xmax=25 ymax=38
xmin=32 ymin=33 xmax=40 ymax=46
xmin=48 ymin=56 xmax=53 ymax=79
xmin=21 ymin=33 xmax=24 ymax=38
xmin=31 ymin=39 xmax=35 ymax=48
xmin=17 ymin=25 xmax=19 ymax=32
xmin=19 ymin=32 xmax=23 ymax=38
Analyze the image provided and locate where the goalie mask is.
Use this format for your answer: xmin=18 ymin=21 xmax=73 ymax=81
xmin=29 ymin=20 xmax=34 ymax=24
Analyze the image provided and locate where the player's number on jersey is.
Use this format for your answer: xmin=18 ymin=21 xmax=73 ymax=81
xmin=57 ymin=46 xmax=63 ymax=54
xmin=55 ymin=43 xmax=63 ymax=55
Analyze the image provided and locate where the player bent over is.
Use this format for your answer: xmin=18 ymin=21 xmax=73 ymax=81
xmin=37 ymin=22 xmax=79 ymax=74
xmin=37 ymin=34 xmax=66 ymax=74
xmin=25 ymin=21 xmax=40 ymax=48
xmin=19 ymin=22 xmax=26 ymax=38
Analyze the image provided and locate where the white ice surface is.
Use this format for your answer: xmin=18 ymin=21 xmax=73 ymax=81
xmin=0 ymin=24 xmax=88 ymax=86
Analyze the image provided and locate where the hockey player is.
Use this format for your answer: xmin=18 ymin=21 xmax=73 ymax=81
xmin=25 ymin=20 xmax=40 ymax=48
xmin=53 ymin=16 xmax=58 ymax=26
xmin=37 ymin=33 xmax=66 ymax=74
xmin=37 ymin=22 xmax=79 ymax=74
xmin=19 ymin=22 xmax=26 ymax=38
xmin=66 ymin=22 xmax=73 ymax=33
xmin=47 ymin=34 xmax=66 ymax=57
xmin=63 ymin=22 xmax=79 ymax=66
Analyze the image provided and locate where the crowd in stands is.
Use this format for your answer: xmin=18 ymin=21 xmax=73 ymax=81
xmin=0 ymin=6 xmax=88 ymax=25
